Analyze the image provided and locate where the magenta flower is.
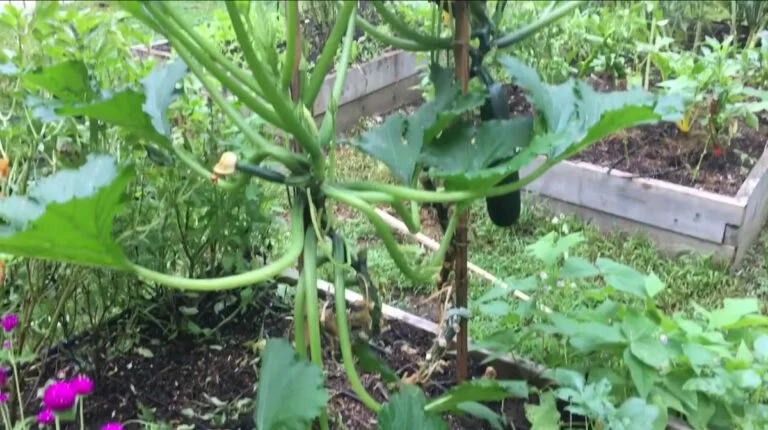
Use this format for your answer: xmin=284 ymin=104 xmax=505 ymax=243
xmin=37 ymin=408 xmax=55 ymax=425
xmin=1 ymin=314 xmax=18 ymax=333
xmin=70 ymin=375 xmax=94 ymax=396
xmin=0 ymin=392 xmax=7 ymax=403
xmin=101 ymin=423 xmax=124 ymax=430
xmin=0 ymin=368 xmax=7 ymax=386
xmin=2 ymin=340 xmax=9 ymax=349
xmin=42 ymin=381 xmax=77 ymax=412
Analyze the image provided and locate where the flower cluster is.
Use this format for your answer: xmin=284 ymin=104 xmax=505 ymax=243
xmin=0 ymin=314 xmax=124 ymax=429
xmin=0 ymin=313 xmax=17 ymax=409
xmin=37 ymin=375 xmax=123 ymax=429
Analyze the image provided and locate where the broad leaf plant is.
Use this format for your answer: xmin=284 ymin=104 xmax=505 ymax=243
xmin=0 ymin=1 xmax=682 ymax=428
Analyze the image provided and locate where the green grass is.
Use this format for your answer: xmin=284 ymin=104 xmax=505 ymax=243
xmin=329 ymin=145 xmax=768 ymax=363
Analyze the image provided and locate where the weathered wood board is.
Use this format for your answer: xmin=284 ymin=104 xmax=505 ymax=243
xmin=519 ymin=148 xmax=768 ymax=267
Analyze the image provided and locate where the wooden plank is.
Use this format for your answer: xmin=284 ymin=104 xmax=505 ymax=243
xmin=130 ymin=41 xmax=172 ymax=61
xmin=312 ymin=50 xmax=425 ymax=116
xmin=733 ymin=146 xmax=768 ymax=267
xmin=315 ymin=74 xmax=424 ymax=135
xmin=520 ymin=157 xmax=745 ymax=244
xmin=526 ymin=192 xmax=736 ymax=262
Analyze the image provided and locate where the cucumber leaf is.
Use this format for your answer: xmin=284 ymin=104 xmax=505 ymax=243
xmin=0 ymin=154 xmax=134 ymax=270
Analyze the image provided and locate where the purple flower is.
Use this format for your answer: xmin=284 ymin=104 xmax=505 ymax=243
xmin=2 ymin=340 xmax=9 ymax=349
xmin=70 ymin=375 xmax=94 ymax=396
xmin=0 ymin=392 xmax=7 ymax=403
xmin=101 ymin=423 xmax=124 ymax=430
xmin=1 ymin=314 xmax=18 ymax=333
xmin=42 ymin=381 xmax=77 ymax=412
xmin=0 ymin=368 xmax=7 ymax=386
xmin=37 ymin=408 xmax=55 ymax=425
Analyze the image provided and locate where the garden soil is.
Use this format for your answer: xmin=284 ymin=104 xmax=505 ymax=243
xmin=19 ymin=293 xmax=574 ymax=430
xmin=504 ymin=75 xmax=768 ymax=196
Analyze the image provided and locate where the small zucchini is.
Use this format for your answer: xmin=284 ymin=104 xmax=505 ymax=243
xmin=481 ymin=82 xmax=521 ymax=227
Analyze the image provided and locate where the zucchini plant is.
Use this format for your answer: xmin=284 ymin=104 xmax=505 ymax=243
xmin=0 ymin=0 xmax=681 ymax=428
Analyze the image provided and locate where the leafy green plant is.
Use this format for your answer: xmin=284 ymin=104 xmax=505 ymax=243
xmin=474 ymin=228 xmax=768 ymax=430
xmin=656 ymin=35 xmax=768 ymax=177
xmin=0 ymin=0 xmax=681 ymax=427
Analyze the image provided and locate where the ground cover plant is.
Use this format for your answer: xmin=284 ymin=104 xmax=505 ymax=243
xmin=0 ymin=1 xmax=767 ymax=429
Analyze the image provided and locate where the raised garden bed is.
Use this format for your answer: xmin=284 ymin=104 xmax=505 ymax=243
xmin=305 ymin=47 xmax=768 ymax=267
xmin=509 ymin=80 xmax=768 ymax=267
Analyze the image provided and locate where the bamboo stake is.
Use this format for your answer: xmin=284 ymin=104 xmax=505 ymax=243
xmin=452 ymin=0 xmax=471 ymax=383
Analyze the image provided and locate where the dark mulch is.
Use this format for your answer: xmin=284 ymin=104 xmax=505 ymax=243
xmin=15 ymin=291 xmax=578 ymax=429
xmin=503 ymin=75 xmax=768 ymax=196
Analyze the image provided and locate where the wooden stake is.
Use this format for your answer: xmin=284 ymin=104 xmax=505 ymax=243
xmin=452 ymin=0 xmax=471 ymax=384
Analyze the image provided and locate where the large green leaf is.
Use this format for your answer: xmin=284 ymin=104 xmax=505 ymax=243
xmin=254 ymin=339 xmax=327 ymax=430
xmin=347 ymin=114 xmax=416 ymax=184
xmin=623 ymin=348 xmax=658 ymax=399
xmin=707 ymin=298 xmax=761 ymax=329
xmin=0 ymin=154 xmax=134 ymax=270
xmin=352 ymin=56 xmax=679 ymax=191
xmin=560 ymin=257 xmax=600 ymax=279
xmin=611 ymin=398 xmax=660 ymax=430
xmin=25 ymin=59 xmax=188 ymax=145
xmin=378 ymin=385 xmax=446 ymax=430
xmin=597 ymin=258 xmax=648 ymax=298
xmin=23 ymin=60 xmax=97 ymax=103
xmin=525 ymin=391 xmax=560 ymax=430
xmin=499 ymin=57 xmax=681 ymax=159
xmin=754 ymin=335 xmax=768 ymax=362
xmin=420 ymin=117 xmax=534 ymax=186
xmin=347 ymin=64 xmax=484 ymax=184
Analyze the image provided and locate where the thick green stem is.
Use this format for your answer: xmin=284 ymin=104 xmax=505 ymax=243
xmin=391 ymin=199 xmax=420 ymax=233
xmin=145 ymin=2 xmax=263 ymax=97
xmin=324 ymin=187 xmax=445 ymax=283
xmin=370 ymin=1 xmax=451 ymax=50
xmin=167 ymin=37 xmax=308 ymax=173
xmin=330 ymin=150 xmax=575 ymax=204
xmin=353 ymin=11 xmax=441 ymax=51
xmin=493 ymin=0 xmax=586 ymax=49
xmin=302 ymin=229 xmax=330 ymax=430
xmin=130 ymin=200 xmax=305 ymax=291
xmin=146 ymin=2 xmax=286 ymax=130
xmin=226 ymin=2 xmax=323 ymax=169
xmin=318 ymin=4 xmax=358 ymax=152
xmin=304 ymin=1 xmax=356 ymax=109
xmin=293 ymin=272 xmax=307 ymax=359
xmin=331 ymin=239 xmax=382 ymax=412
xmin=282 ymin=1 xmax=299 ymax=91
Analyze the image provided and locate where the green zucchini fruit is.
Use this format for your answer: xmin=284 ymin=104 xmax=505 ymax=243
xmin=481 ymin=83 xmax=521 ymax=227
